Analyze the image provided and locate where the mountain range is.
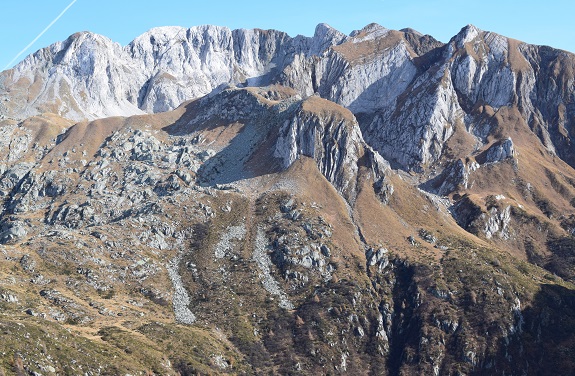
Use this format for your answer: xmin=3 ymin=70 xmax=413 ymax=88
xmin=0 ymin=22 xmax=574 ymax=375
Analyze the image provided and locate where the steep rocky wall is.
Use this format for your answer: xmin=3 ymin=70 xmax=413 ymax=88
xmin=3 ymin=23 xmax=575 ymax=173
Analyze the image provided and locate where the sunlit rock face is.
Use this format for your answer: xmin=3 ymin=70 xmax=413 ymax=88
xmin=1 ymin=22 xmax=575 ymax=375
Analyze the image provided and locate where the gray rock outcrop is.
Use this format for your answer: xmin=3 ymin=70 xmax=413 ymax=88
xmin=3 ymin=23 xmax=575 ymax=173
xmin=485 ymin=138 xmax=515 ymax=163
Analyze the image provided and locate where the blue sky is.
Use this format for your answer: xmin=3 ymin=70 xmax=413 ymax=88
xmin=1 ymin=0 xmax=574 ymax=70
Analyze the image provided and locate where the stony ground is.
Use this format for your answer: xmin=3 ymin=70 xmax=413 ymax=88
xmin=1 ymin=22 xmax=575 ymax=375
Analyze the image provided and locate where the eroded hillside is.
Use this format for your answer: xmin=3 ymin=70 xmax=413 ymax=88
xmin=0 ymin=23 xmax=574 ymax=375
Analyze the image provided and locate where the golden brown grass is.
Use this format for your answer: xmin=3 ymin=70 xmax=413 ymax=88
xmin=442 ymin=120 xmax=479 ymax=161
xmin=354 ymin=168 xmax=482 ymax=262
xmin=507 ymin=38 xmax=532 ymax=73
xmin=332 ymin=30 xmax=412 ymax=65
xmin=279 ymin=157 xmax=362 ymax=257
xmin=301 ymin=95 xmax=356 ymax=122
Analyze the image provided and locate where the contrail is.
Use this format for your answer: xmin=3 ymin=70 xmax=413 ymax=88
xmin=4 ymin=0 xmax=78 ymax=70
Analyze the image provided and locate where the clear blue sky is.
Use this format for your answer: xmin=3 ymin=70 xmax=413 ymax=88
xmin=1 ymin=0 xmax=574 ymax=70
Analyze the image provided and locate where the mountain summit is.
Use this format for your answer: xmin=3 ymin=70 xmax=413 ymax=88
xmin=3 ymin=23 xmax=575 ymax=172
xmin=0 ymin=24 xmax=574 ymax=375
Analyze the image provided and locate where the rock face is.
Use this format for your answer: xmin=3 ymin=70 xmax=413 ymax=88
xmin=274 ymin=95 xmax=388 ymax=201
xmin=0 ymin=24 xmax=346 ymax=121
xmin=1 ymin=23 xmax=575 ymax=376
xmin=484 ymin=137 xmax=515 ymax=163
xmin=4 ymin=23 xmax=575 ymax=173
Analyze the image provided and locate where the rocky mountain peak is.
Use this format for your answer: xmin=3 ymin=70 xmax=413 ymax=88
xmin=14 ymin=30 xmax=118 ymax=78
xmin=309 ymin=23 xmax=347 ymax=55
xmin=313 ymin=23 xmax=344 ymax=39
xmin=130 ymin=26 xmax=188 ymax=46
xmin=1 ymin=22 xmax=575 ymax=175
xmin=453 ymin=24 xmax=482 ymax=48
xmin=349 ymin=22 xmax=389 ymax=41
xmin=1 ymin=21 xmax=575 ymax=376
xmin=399 ymin=27 xmax=424 ymax=37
